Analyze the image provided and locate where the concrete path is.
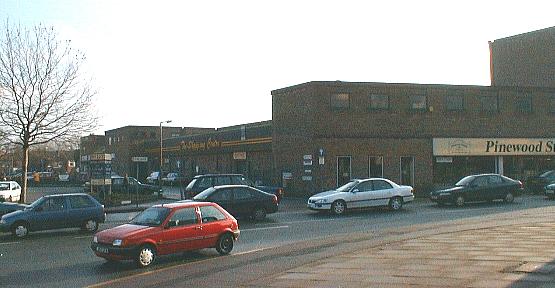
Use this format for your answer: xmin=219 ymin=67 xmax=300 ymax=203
xmin=260 ymin=214 xmax=555 ymax=288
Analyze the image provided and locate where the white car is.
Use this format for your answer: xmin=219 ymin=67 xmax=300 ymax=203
xmin=307 ymin=178 xmax=414 ymax=215
xmin=0 ymin=181 xmax=22 ymax=202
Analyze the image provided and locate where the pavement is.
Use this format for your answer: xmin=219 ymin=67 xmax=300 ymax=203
xmin=249 ymin=208 xmax=555 ymax=288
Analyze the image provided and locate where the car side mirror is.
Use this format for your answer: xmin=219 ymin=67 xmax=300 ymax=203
xmin=351 ymin=189 xmax=359 ymax=193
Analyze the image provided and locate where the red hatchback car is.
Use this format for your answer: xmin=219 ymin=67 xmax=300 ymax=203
xmin=91 ymin=202 xmax=240 ymax=267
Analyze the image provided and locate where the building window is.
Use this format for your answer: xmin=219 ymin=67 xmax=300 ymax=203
xmin=445 ymin=95 xmax=464 ymax=111
xmin=369 ymin=156 xmax=383 ymax=178
xmin=400 ymin=156 xmax=415 ymax=186
xmin=410 ymin=95 xmax=427 ymax=111
xmin=480 ymin=96 xmax=499 ymax=112
xmin=369 ymin=94 xmax=389 ymax=110
xmin=108 ymin=137 xmax=112 ymax=146
xmin=241 ymin=125 xmax=246 ymax=140
xmin=331 ymin=93 xmax=350 ymax=109
xmin=515 ymin=96 xmax=532 ymax=113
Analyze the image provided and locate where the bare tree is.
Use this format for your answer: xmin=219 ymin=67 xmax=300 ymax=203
xmin=0 ymin=21 xmax=98 ymax=202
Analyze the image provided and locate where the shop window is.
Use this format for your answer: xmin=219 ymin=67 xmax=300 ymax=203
xmin=331 ymin=93 xmax=350 ymax=109
xmin=480 ymin=96 xmax=499 ymax=112
xmin=369 ymin=156 xmax=383 ymax=178
xmin=369 ymin=94 xmax=389 ymax=110
xmin=446 ymin=95 xmax=464 ymax=111
xmin=515 ymin=96 xmax=532 ymax=113
xmin=410 ymin=95 xmax=427 ymax=111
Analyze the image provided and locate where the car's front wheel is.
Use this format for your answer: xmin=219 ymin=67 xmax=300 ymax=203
xmin=12 ymin=222 xmax=29 ymax=238
xmin=388 ymin=197 xmax=403 ymax=211
xmin=216 ymin=233 xmax=234 ymax=255
xmin=135 ymin=245 xmax=156 ymax=268
xmin=331 ymin=200 xmax=346 ymax=215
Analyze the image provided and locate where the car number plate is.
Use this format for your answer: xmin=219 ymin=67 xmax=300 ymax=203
xmin=96 ymin=246 xmax=109 ymax=254
xmin=547 ymin=190 xmax=554 ymax=194
xmin=431 ymin=196 xmax=438 ymax=200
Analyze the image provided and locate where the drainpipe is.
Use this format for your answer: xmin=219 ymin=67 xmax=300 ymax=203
xmin=488 ymin=41 xmax=495 ymax=86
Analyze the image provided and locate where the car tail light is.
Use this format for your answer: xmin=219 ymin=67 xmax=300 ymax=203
xmin=518 ymin=181 xmax=524 ymax=189
xmin=277 ymin=188 xmax=284 ymax=196
xmin=272 ymin=195 xmax=278 ymax=204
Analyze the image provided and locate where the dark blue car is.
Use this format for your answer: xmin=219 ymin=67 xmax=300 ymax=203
xmin=0 ymin=193 xmax=105 ymax=238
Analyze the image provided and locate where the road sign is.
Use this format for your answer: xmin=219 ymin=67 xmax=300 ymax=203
xmin=132 ymin=157 xmax=148 ymax=162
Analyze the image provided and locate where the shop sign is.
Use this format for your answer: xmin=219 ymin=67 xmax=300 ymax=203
xmin=302 ymin=175 xmax=313 ymax=181
xmin=303 ymin=160 xmax=313 ymax=166
xmin=282 ymin=172 xmax=293 ymax=180
xmin=436 ymin=157 xmax=453 ymax=163
xmin=434 ymin=138 xmax=555 ymax=156
xmin=233 ymin=152 xmax=247 ymax=160
xmin=181 ymin=138 xmax=221 ymax=151
xmin=132 ymin=156 xmax=148 ymax=162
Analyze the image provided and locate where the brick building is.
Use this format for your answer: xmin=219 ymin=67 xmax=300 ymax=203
xmin=272 ymin=81 xmax=555 ymax=195
xmin=490 ymin=26 xmax=555 ymax=87
xmin=144 ymin=121 xmax=273 ymax=185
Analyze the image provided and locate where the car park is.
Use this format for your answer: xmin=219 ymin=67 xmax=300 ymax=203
xmin=525 ymin=170 xmax=555 ymax=194
xmin=161 ymin=172 xmax=186 ymax=186
xmin=0 ymin=193 xmax=105 ymax=238
xmin=184 ymin=174 xmax=284 ymax=203
xmin=0 ymin=181 xmax=21 ymax=202
xmin=191 ymin=185 xmax=279 ymax=221
xmin=112 ymin=176 xmax=161 ymax=194
xmin=146 ymin=171 xmax=166 ymax=185
xmin=430 ymin=174 xmax=523 ymax=207
xmin=307 ymin=178 xmax=414 ymax=215
xmin=91 ymin=202 xmax=239 ymax=268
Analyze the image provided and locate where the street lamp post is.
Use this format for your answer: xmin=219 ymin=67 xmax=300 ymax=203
xmin=159 ymin=120 xmax=172 ymax=198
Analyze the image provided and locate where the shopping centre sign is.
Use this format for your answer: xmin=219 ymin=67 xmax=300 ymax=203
xmin=433 ymin=138 xmax=555 ymax=156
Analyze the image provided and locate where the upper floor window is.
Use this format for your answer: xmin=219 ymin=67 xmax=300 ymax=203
xmin=445 ymin=95 xmax=464 ymax=111
xmin=515 ymin=95 xmax=532 ymax=113
xmin=369 ymin=94 xmax=389 ymax=110
xmin=410 ymin=95 xmax=427 ymax=111
xmin=480 ymin=96 xmax=499 ymax=112
xmin=331 ymin=93 xmax=350 ymax=109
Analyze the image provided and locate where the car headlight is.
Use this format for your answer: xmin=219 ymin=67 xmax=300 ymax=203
xmin=93 ymin=236 xmax=98 ymax=243
xmin=315 ymin=199 xmax=327 ymax=204
xmin=113 ymin=239 xmax=123 ymax=246
xmin=439 ymin=192 xmax=451 ymax=196
xmin=0 ymin=218 xmax=5 ymax=225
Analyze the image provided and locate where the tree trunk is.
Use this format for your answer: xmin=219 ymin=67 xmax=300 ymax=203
xmin=20 ymin=145 xmax=30 ymax=203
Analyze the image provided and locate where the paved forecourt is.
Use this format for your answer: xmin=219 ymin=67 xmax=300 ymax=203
xmin=260 ymin=212 xmax=555 ymax=288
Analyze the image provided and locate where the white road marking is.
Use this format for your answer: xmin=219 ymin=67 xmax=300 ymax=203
xmin=241 ymin=225 xmax=289 ymax=232
xmin=0 ymin=241 xmax=20 ymax=245
xmin=232 ymin=248 xmax=268 ymax=256
xmin=74 ymin=236 xmax=93 ymax=239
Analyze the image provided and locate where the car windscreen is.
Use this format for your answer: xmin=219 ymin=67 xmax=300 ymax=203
xmin=540 ymin=170 xmax=555 ymax=178
xmin=455 ymin=176 xmax=475 ymax=186
xmin=130 ymin=207 xmax=170 ymax=226
xmin=185 ymin=178 xmax=198 ymax=190
xmin=336 ymin=181 xmax=359 ymax=192
xmin=26 ymin=197 xmax=46 ymax=210
xmin=0 ymin=183 xmax=9 ymax=191
xmin=193 ymin=187 xmax=217 ymax=200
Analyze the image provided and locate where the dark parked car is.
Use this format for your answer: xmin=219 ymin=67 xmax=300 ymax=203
xmin=0 ymin=193 xmax=106 ymax=238
xmin=84 ymin=176 xmax=161 ymax=194
xmin=544 ymin=183 xmax=555 ymax=199
xmin=184 ymin=174 xmax=284 ymax=203
xmin=191 ymin=185 xmax=278 ymax=221
xmin=525 ymin=170 xmax=555 ymax=194
xmin=430 ymin=174 xmax=523 ymax=207
xmin=91 ymin=202 xmax=239 ymax=268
